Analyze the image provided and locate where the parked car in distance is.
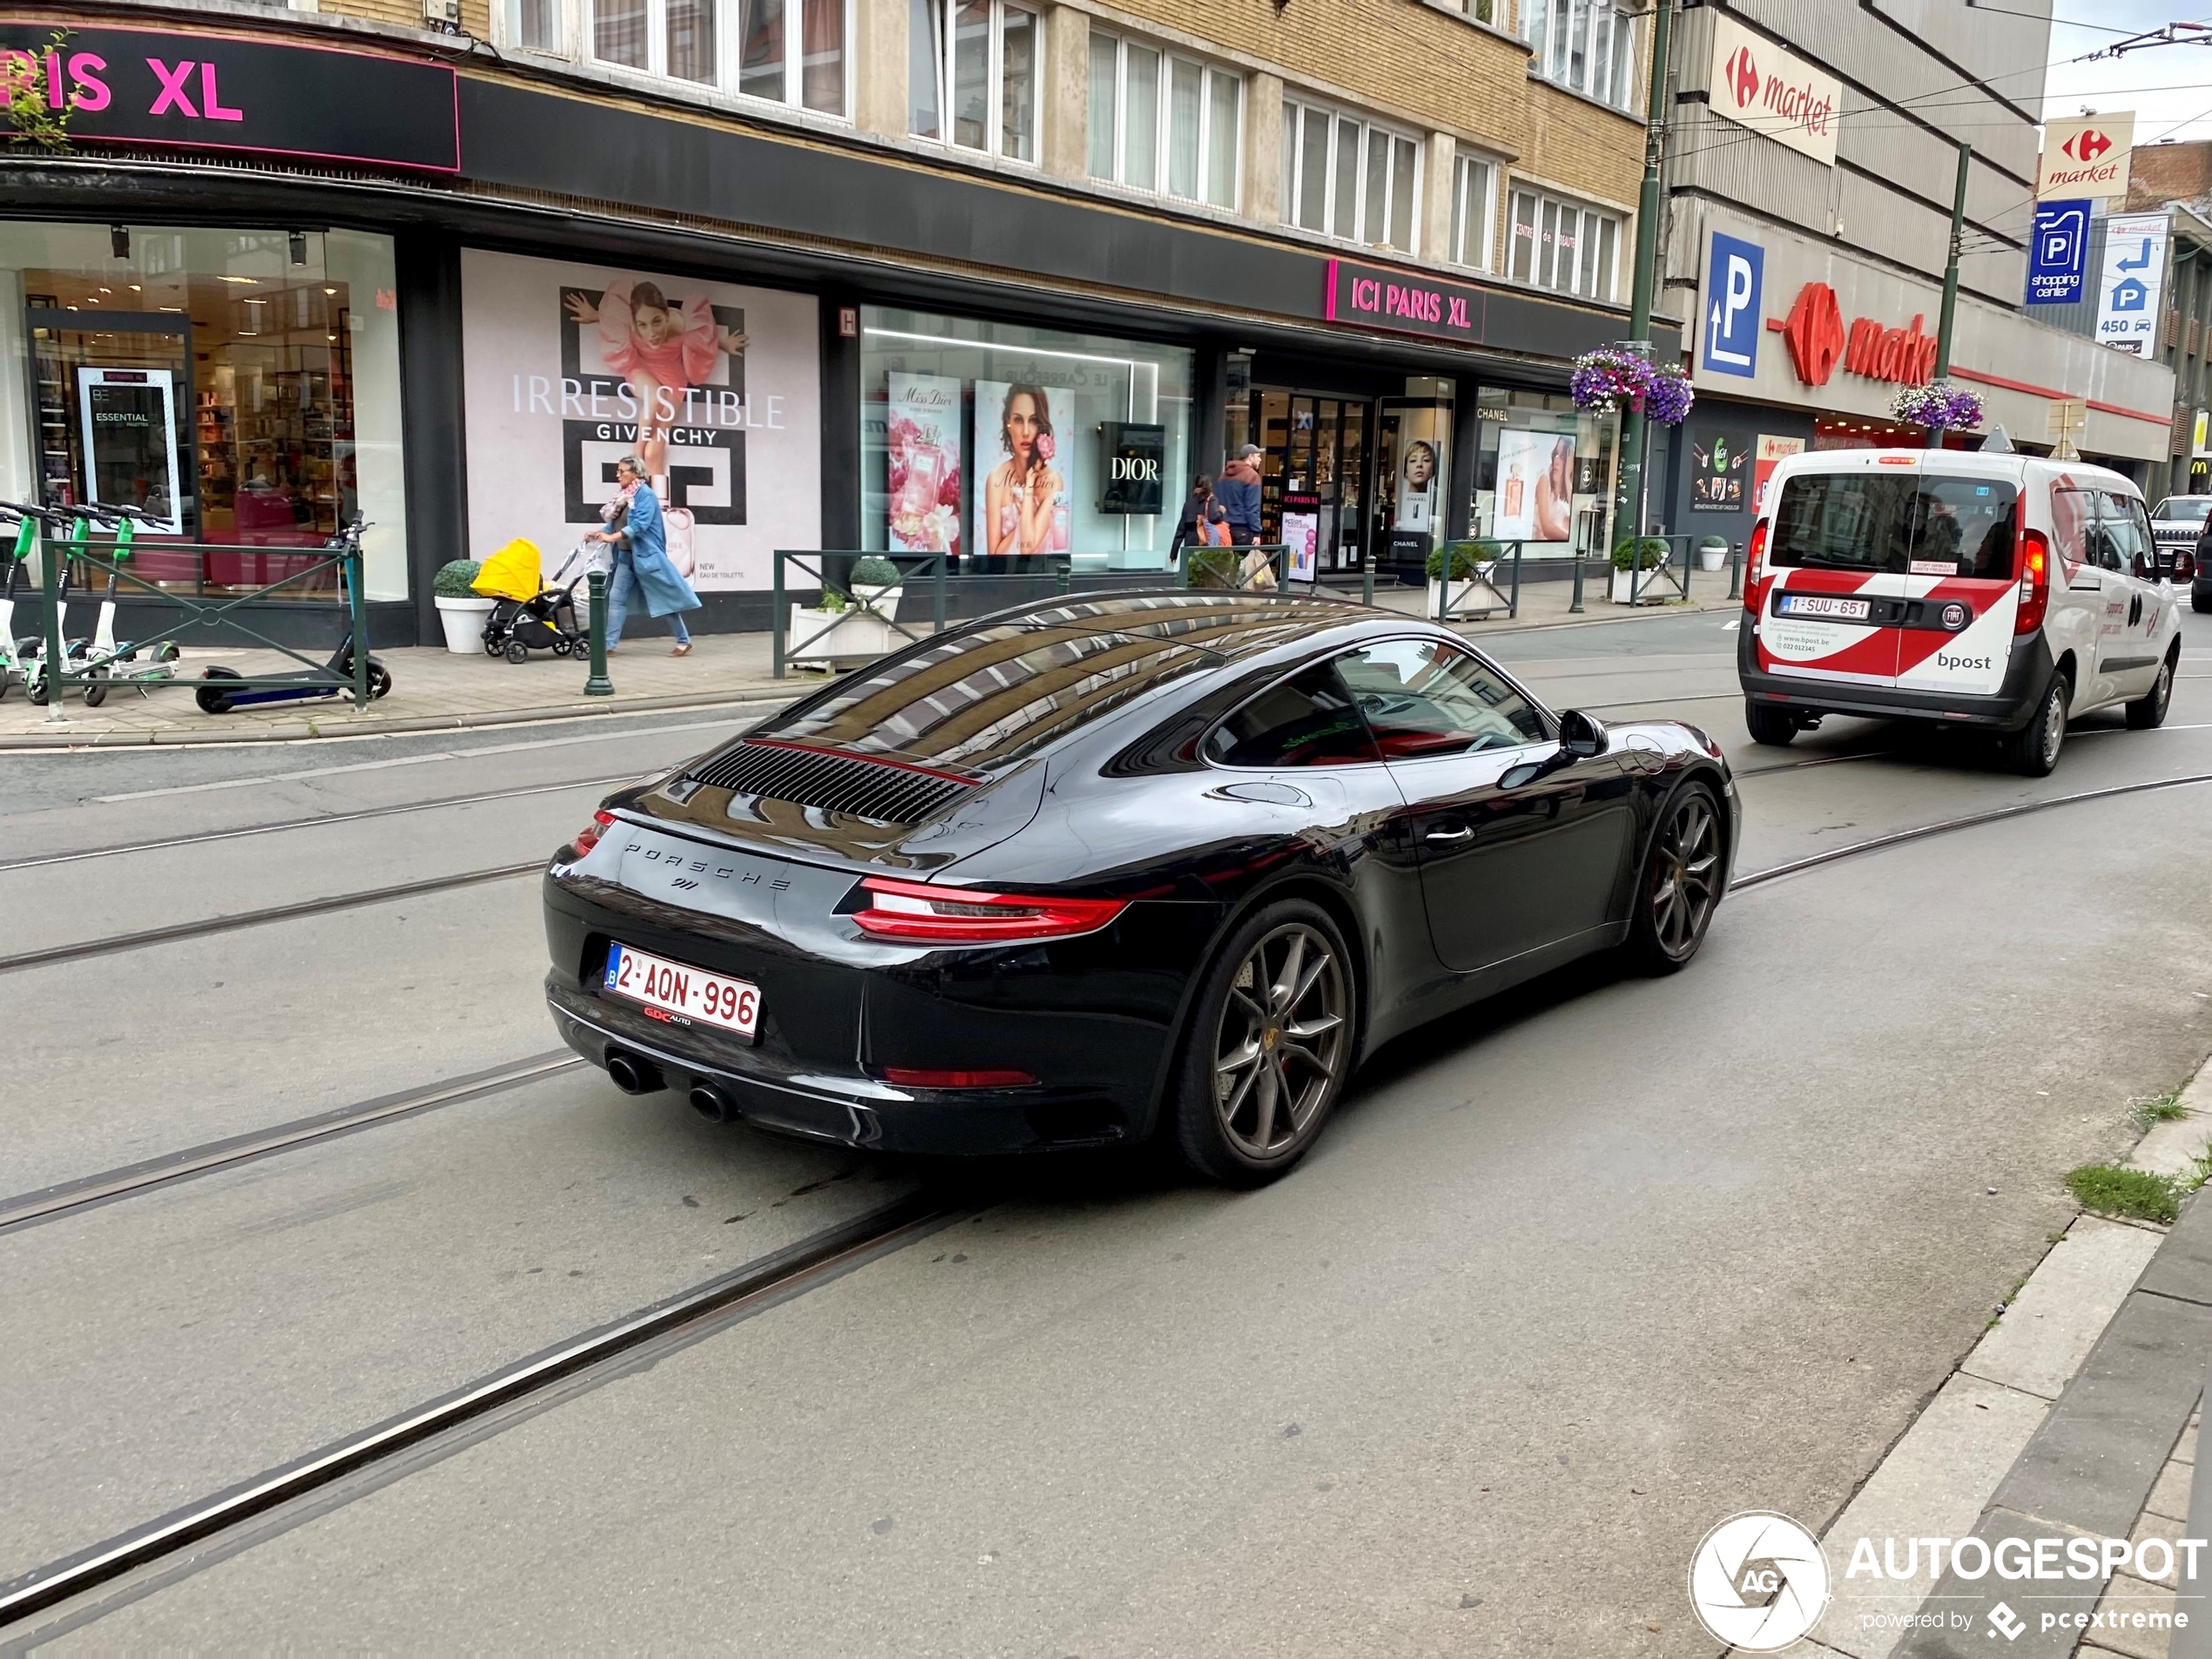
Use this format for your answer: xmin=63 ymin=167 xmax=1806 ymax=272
xmin=2148 ymin=496 xmax=2208 ymax=586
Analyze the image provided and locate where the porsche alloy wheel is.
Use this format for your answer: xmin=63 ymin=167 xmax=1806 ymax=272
xmin=1213 ymin=921 xmax=1347 ymax=1162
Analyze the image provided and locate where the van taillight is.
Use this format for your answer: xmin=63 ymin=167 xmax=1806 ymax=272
xmin=1743 ymin=520 xmax=1770 ymax=615
xmin=2015 ymin=529 xmax=2050 ymax=636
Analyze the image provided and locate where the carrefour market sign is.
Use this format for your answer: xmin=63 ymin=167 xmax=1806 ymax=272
xmin=1706 ymin=10 xmax=1838 ymax=167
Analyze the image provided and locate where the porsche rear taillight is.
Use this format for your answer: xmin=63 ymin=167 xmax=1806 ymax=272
xmin=853 ymin=876 xmax=1127 ymax=943
xmin=1743 ymin=519 xmax=1770 ymax=616
xmin=2015 ymin=529 xmax=2051 ymax=636
xmin=572 ymin=810 xmax=617 ymax=856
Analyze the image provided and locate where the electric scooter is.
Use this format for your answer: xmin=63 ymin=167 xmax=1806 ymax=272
xmin=0 ymin=506 xmax=35 ymax=701
xmin=0 ymin=500 xmax=90 ymax=706
xmin=73 ymin=503 xmax=180 ymax=708
xmin=195 ymin=517 xmax=392 ymax=713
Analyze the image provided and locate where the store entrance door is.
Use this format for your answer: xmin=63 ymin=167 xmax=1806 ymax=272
xmin=1248 ymin=388 xmax=1372 ymax=576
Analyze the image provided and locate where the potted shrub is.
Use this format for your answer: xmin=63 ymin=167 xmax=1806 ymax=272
xmin=1697 ymin=535 xmax=1730 ymax=573
xmin=1426 ymin=541 xmax=1504 ymax=619
xmin=432 ymin=560 xmax=493 ymax=656
xmin=1609 ymin=536 xmax=1669 ymax=604
xmin=787 ymin=584 xmax=897 ymax=668
xmin=1184 ymin=546 xmax=1238 ymax=590
xmin=848 ymin=555 xmax=905 ymax=618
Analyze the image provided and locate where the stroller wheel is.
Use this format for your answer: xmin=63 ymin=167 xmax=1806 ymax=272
xmin=483 ymin=637 xmax=504 ymax=657
xmin=550 ymin=638 xmax=573 ymax=658
xmin=504 ymin=640 xmax=530 ymax=664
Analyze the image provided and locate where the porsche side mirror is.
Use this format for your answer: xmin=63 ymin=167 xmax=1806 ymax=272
xmin=1558 ymin=709 xmax=1608 ymax=759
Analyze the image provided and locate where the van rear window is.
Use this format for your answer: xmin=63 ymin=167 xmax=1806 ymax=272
xmin=1770 ymin=475 xmax=2019 ymax=578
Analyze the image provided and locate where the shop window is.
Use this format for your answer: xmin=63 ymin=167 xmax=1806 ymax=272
xmin=1086 ymin=30 xmax=1240 ymax=211
xmin=1281 ymin=100 xmax=1419 ymax=254
xmin=859 ymin=305 xmax=1193 ymax=570
xmin=1523 ymin=0 xmax=1637 ymax=112
xmin=588 ymin=0 xmax=846 ymax=113
xmin=508 ymin=0 xmax=563 ymax=49
xmin=1507 ymin=186 xmax=1619 ymax=303
xmin=1474 ymin=386 xmax=1618 ymax=555
xmin=1447 ymin=154 xmax=1495 ymax=270
xmin=0 ymin=224 xmax=409 ymax=602
xmin=911 ymin=0 xmax=1037 ymax=161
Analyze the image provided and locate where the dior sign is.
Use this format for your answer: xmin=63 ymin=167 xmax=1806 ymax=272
xmin=1098 ymin=422 xmax=1167 ymax=516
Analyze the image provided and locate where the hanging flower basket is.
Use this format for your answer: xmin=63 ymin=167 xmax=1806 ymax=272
xmin=1569 ymin=350 xmax=1696 ymax=427
xmin=1891 ymin=381 xmax=1984 ymax=432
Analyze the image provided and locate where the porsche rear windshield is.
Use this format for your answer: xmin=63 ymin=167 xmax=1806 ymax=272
xmin=751 ymin=596 xmax=1344 ymax=772
xmin=1769 ymin=474 xmax=2019 ymax=578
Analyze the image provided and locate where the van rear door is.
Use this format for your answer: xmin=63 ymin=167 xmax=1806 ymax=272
xmin=1757 ymin=456 xmax=1921 ymax=691
xmin=1890 ymin=474 xmax=2022 ymax=699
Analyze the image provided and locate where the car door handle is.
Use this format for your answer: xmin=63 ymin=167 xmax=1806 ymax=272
xmin=1425 ymin=826 xmax=1473 ymax=844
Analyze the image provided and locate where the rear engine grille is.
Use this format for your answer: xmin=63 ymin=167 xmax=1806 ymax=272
xmin=687 ymin=741 xmax=974 ymax=823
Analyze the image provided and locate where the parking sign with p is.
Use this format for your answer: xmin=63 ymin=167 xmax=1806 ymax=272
xmin=1702 ymin=232 xmax=1764 ymax=379
xmin=2027 ymin=199 xmax=2089 ymax=305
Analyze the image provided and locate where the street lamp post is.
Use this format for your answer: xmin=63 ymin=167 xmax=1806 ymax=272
xmin=1612 ymin=0 xmax=1676 ymax=550
xmin=1931 ymin=138 xmax=1973 ymax=449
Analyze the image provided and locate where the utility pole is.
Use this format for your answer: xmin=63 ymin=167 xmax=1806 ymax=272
xmin=1614 ymin=0 xmax=1674 ymax=548
xmin=1928 ymin=138 xmax=1971 ymax=448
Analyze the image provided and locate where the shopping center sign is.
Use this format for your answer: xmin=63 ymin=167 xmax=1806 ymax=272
xmin=0 ymin=21 xmax=460 ymax=172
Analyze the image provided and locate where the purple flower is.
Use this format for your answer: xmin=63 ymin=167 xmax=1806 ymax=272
xmin=1570 ymin=349 xmax=1693 ymax=425
xmin=1890 ymin=381 xmax=1983 ymax=431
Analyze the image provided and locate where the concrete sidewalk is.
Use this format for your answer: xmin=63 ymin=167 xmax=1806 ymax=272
xmin=0 ymin=572 xmax=1741 ymax=748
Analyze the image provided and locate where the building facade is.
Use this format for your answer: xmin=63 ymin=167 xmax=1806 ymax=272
xmin=0 ymin=0 xmax=1666 ymax=641
xmin=1649 ymin=0 xmax=2176 ymax=554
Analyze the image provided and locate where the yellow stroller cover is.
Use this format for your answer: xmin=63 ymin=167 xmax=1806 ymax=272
xmin=472 ymin=538 xmax=543 ymax=603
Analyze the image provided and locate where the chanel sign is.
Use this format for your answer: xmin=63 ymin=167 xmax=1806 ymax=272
xmin=1099 ymin=421 xmax=1167 ymax=516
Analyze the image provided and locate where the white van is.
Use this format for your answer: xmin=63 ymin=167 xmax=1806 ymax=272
xmin=1737 ymin=449 xmax=2182 ymax=775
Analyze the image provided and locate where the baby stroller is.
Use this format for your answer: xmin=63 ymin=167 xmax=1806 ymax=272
xmin=475 ymin=539 xmax=594 ymax=664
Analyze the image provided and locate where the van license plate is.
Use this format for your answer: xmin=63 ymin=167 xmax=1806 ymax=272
xmin=1778 ymin=594 xmax=1871 ymax=621
xmin=604 ymin=944 xmax=760 ymax=1038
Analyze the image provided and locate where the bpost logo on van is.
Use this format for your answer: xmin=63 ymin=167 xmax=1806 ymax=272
xmin=1702 ymin=232 xmax=1765 ymax=379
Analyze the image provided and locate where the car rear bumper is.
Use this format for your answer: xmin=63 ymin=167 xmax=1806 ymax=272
xmin=543 ymin=869 xmax=1216 ymax=1157
xmin=1737 ymin=629 xmax=2055 ymax=730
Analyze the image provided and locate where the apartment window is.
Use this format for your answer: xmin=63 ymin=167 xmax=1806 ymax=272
xmin=508 ymin=0 xmax=562 ymax=48
xmin=1447 ymin=154 xmax=1495 ymax=269
xmin=587 ymin=0 xmax=846 ymax=111
xmin=1507 ymin=186 xmax=1620 ymax=300
xmin=1086 ymin=30 xmax=1241 ymax=210
xmin=911 ymin=0 xmax=1038 ymax=161
xmin=1280 ymin=100 xmax=1420 ymax=253
xmin=1523 ymin=0 xmax=1637 ymax=112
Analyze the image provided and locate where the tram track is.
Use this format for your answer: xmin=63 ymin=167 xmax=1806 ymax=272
xmin=0 ymin=1189 xmax=968 ymax=1639
xmin=0 ymin=1053 xmax=583 ymax=1237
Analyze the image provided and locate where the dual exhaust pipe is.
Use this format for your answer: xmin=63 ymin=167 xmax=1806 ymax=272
xmin=604 ymin=1047 xmax=737 ymax=1125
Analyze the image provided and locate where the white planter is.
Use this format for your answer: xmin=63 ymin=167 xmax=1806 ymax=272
xmin=1696 ymin=540 xmax=1729 ymax=572
xmin=851 ymin=583 xmax=905 ymax=619
xmin=787 ymin=605 xmax=895 ymax=665
xmin=1611 ymin=569 xmax=1659 ymax=604
xmin=1427 ymin=575 xmax=1503 ymax=621
xmin=435 ymin=594 xmax=496 ymax=655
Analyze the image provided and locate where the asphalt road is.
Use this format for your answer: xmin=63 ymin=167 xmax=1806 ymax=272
xmin=5 ymin=603 xmax=2211 ymax=1654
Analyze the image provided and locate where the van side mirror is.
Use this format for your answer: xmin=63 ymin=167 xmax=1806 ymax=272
xmin=1558 ymin=709 xmax=1608 ymax=759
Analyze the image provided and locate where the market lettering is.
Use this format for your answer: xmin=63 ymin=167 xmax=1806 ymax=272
xmin=1762 ymin=72 xmax=1833 ymax=140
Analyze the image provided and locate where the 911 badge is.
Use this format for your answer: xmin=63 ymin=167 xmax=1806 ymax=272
xmin=1940 ymin=602 xmax=1970 ymax=631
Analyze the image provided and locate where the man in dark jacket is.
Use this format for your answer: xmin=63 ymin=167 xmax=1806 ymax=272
xmin=1215 ymin=446 xmax=1264 ymax=545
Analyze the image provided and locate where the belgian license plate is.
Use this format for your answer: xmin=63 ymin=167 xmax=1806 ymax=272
xmin=1779 ymin=593 xmax=1872 ymax=621
xmin=604 ymin=944 xmax=759 ymax=1038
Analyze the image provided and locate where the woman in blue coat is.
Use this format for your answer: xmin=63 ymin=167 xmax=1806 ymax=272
xmin=591 ymin=456 xmax=702 ymax=655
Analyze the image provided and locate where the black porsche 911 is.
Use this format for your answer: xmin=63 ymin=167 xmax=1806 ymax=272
xmin=543 ymin=591 xmax=1737 ymax=1185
